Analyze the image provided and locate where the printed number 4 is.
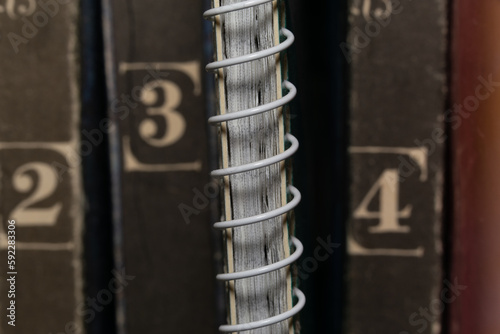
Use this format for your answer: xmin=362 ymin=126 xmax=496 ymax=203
xmin=353 ymin=169 xmax=411 ymax=233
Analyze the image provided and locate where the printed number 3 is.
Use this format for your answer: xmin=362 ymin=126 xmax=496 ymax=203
xmin=139 ymin=80 xmax=186 ymax=147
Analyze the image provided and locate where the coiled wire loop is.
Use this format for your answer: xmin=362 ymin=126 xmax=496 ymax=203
xmin=205 ymin=1 xmax=304 ymax=331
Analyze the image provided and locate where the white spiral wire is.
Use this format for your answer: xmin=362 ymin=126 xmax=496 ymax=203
xmin=205 ymin=1 xmax=304 ymax=332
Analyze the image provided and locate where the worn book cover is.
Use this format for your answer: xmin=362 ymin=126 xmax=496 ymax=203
xmin=0 ymin=1 xmax=84 ymax=333
xmin=450 ymin=1 xmax=500 ymax=333
xmin=102 ymin=0 xmax=217 ymax=332
xmin=344 ymin=0 xmax=447 ymax=333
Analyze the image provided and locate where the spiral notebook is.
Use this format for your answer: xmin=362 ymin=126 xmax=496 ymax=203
xmin=204 ymin=0 xmax=304 ymax=332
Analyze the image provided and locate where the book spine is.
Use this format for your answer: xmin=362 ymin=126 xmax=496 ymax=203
xmin=449 ymin=1 xmax=500 ymax=333
xmin=344 ymin=0 xmax=447 ymax=333
xmin=0 ymin=1 xmax=84 ymax=333
xmin=102 ymin=0 xmax=217 ymax=333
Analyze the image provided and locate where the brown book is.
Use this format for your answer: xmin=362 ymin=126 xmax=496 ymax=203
xmin=102 ymin=0 xmax=217 ymax=332
xmin=344 ymin=0 xmax=447 ymax=333
xmin=0 ymin=1 xmax=84 ymax=333
xmin=450 ymin=1 xmax=500 ymax=333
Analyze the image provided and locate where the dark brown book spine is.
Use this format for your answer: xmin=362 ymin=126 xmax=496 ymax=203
xmin=0 ymin=1 xmax=84 ymax=333
xmin=343 ymin=0 xmax=447 ymax=333
xmin=450 ymin=1 xmax=500 ymax=333
xmin=102 ymin=1 xmax=216 ymax=333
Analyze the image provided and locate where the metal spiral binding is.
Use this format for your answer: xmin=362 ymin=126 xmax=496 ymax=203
xmin=205 ymin=1 xmax=305 ymax=332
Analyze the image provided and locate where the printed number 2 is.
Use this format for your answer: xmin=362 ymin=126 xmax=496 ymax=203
xmin=10 ymin=162 xmax=62 ymax=226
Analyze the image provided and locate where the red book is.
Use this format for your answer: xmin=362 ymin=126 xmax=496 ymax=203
xmin=450 ymin=1 xmax=500 ymax=333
